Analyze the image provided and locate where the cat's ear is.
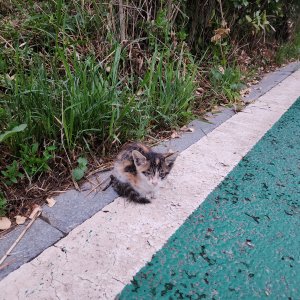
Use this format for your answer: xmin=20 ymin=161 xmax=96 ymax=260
xmin=164 ymin=152 xmax=178 ymax=168
xmin=132 ymin=150 xmax=147 ymax=167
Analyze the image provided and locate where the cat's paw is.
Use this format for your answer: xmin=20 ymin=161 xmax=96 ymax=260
xmin=139 ymin=197 xmax=151 ymax=204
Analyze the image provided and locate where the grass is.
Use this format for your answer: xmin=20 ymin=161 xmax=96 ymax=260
xmin=0 ymin=1 xmax=197 ymax=150
xmin=209 ymin=65 xmax=244 ymax=103
xmin=2 ymin=45 xmax=196 ymax=149
xmin=276 ymin=31 xmax=300 ymax=64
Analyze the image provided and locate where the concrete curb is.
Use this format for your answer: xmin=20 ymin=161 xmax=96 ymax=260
xmin=0 ymin=61 xmax=299 ymax=281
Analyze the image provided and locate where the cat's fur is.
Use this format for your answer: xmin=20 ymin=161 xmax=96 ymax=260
xmin=111 ymin=142 xmax=176 ymax=204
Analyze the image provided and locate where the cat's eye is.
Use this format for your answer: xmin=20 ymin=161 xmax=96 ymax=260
xmin=142 ymin=171 xmax=151 ymax=176
xmin=159 ymin=171 xmax=166 ymax=178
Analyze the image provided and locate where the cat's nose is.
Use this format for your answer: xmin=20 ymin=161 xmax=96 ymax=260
xmin=152 ymin=179 xmax=158 ymax=186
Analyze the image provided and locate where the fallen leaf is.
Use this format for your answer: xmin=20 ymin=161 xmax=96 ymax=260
xmin=240 ymin=87 xmax=251 ymax=96
xmin=46 ymin=197 xmax=56 ymax=208
xmin=19 ymin=42 xmax=27 ymax=48
xmin=15 ymin=215 xmax=27 ymax=225
xmin=29 ymin=205 xmax=42 ymax=219
xmin=6 ymin=74 xmax=15 ymax=81
xmin=171 ymin=131 xmax=180 ymax=139
xmin=180 ymin=125 xmax=194 ymax=133
xmin=196 ymin=87 xmax=204 ymax=94
xmin=136 ymin=89 xmax=143 ymax=96
xmin=211 ymin=105 xmax=221 ymax=113
xmin=211 ymin=33 xmax=221 ymax=42
xmin=0 ymin=217 xmax=11 ymax=230
xmin=218 ymin=66 xmax=225 ymax=74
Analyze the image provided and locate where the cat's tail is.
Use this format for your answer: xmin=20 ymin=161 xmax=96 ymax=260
xmin=111 ymin=175 xmax=151 ymax=204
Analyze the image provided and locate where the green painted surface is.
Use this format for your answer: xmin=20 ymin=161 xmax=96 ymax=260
xmin=120 ymin=98 xmax=300 ymax=300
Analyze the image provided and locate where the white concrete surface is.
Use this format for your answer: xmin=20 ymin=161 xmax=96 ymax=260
xmin=1 ymin=69 xmax=300 ymax=300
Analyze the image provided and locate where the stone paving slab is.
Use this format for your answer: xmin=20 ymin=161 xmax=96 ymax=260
xmin=41 ymin=172 xmax=118 ymax=234
xmin=244 ymin=61 xmax=300 ymax=103
xmin=0 ymin=219 xmax=64 ymax=281
xmin=154 ymin=108 xmax=235 ymax=153
xmin=0 ymin=68 xmax=299 ymax=299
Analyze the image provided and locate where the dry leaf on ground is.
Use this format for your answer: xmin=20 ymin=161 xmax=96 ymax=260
xmin=196 ymin=87 xmax=204 ymax=95
xmin=251 ymin=79 xmax=259 ymax=84
xmin=29 ymin=205 xmax=42 ymax=219
xmin=211 ymin=105 xmax=222 ymax=113
xmin=46 ymin=197 xmax=56 ymax=208
xmin=15 ymin=215 xmax=27 ymax=225
xmin=218 ymin=66 xmax=225 ymax=74
xmin=0 ymin=217 xmax=11 ymax=230
xmin=171 ymin=131 xmax=180 ymax=139
xmin=180 ymin=125 xmax=194 ymax=133
xmin=240 ymin=87 xmax=251 ymax=96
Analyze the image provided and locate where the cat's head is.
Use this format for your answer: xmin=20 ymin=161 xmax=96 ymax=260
xmin=132 ymin=150 xmax=176 ymax=187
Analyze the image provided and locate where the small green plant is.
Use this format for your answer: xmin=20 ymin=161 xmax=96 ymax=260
xmin=1 ymin=160 xmax=24 ymax=185
xmin=209 ymin=66 xmax=244 ymax=102
xmin=0 ymin=124 xmax=27 ymax=143
xmin=245 ymin=10 xmax=275 ymax=33
xmin=20 ymin=143 xmax=56 ymax=179
xmin=72 ymin=157 xmax=88 ymax=181
xmin=0 ymin=192 xmax=6 ymax=217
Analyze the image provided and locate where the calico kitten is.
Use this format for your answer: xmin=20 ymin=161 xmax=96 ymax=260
xmin=111 ymin=142 xmax=176 ymax=204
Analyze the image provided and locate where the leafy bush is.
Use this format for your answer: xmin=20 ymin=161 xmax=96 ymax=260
xmin=186 ymin=0 xmax=300 ymax=53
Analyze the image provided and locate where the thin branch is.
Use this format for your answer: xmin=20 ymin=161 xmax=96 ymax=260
xmin=118 ymin=0 xmax=126 ymax=42
xmin=0 ymin=209 xmax=41 ymax=266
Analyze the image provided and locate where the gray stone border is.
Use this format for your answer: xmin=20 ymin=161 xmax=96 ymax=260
xmin=0 ymin=61 xmax=299 ymax=281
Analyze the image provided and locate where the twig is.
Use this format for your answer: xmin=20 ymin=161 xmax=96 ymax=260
xmin=87 ymin=176 xmax=111 ymax=196
xmin=100 ymin=49 xmax=116 ymax=65
xmin=167 ymin=0 xmax=172 ymax=21
xmin=108 ymin=3 xmax=116 ymax=34
xmin=86 ymin=165 xmax=113 ymax=178
xmin=0 ymin=209 xmax=41 ymax=266
xmin=118 ymin=0 xmax=126 ymax=42
xmin=0 ymin=35 xmax=15 ymax=52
